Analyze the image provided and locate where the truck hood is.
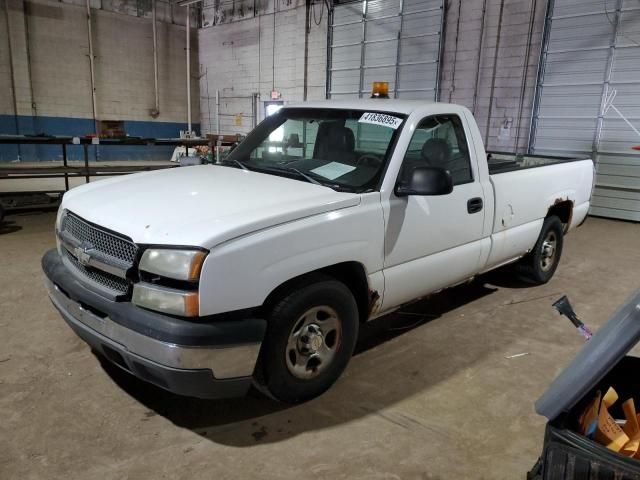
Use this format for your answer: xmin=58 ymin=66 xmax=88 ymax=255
xmin=61 ymin=165 xmax=361 ymax=248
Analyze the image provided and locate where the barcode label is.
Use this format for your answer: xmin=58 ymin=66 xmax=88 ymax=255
xmin=358 ymin=112 xmax=403 ymax=130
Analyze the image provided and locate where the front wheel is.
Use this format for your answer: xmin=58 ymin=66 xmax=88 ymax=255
xmin=259 ymin=277 xmax=359 ymax=404
xmin=516 ymin=215 xmax=564 ymax=285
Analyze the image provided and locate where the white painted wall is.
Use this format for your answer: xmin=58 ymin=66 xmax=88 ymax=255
xmin=0 ymin=1 xmax=17 ymax=118
xmin=198 ymin=0 xmax=327 ymax=135
xmin=2 ymin=0 xmax=546 ymax=147
xmin=1 ymin=0 xmax=199 ymax=126
xmin=197 ymin=0 xmax=545 ymax=153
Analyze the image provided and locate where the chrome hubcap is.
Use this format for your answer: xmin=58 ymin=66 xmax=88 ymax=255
xmin=540 ymin=231 xmax=557 ymax=272
xmin=285 ymin=306 xmax=342 ymax=380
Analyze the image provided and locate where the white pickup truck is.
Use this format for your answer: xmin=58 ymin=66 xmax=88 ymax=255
xmin=42 ymin=100 xmax=594 ymax=403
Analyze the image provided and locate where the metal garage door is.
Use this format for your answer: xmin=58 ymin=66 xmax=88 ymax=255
xmin=530 ymin=0 xmax=640 ymax=221
xmin=327 ymin=0 xmax=444 ymax=100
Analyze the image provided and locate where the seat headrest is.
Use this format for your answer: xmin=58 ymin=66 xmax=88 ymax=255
xmin=421 ymin=138 xmax=451 ymax=166
xmin=325 ymin=123 xmax=355 ymax=152
xmin=314 ymin=121 xmax=356 ymax=160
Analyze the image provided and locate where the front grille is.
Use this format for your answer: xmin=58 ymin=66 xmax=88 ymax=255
xmin=60 ymin=211 xmax=138 ymax=296
xmin=61 ymin=213 xmax=138 ymax=264
xmin=63 ymin=249 xmax=130 ymax=295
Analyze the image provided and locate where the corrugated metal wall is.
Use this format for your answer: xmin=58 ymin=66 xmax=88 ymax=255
xmin=328 ymin=0 xmax=444 ymax=100
xmin=531 ymin=0 xmax=640 ymax=221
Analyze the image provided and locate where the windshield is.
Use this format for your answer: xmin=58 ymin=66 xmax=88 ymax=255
xmin=226 ymin=108 xmax=406 ymax=192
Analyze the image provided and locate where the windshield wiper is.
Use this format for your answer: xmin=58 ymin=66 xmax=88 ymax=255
xmin=230 ymin=159 xmax=249 ymax=171
xmin=280 ymin=167 xmax=355 ymax=191
xmin=221 ymin=158 xmax=249 ymax=171
xmin=259 ymin=165 xmax=324 ymax=186
xmin=283 ymin=167 xmax=322 ymax=185
xmin=249 ymin=165 xmax=351 ymax=191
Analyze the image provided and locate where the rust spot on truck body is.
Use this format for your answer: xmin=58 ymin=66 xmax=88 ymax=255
xmin=550 ymin=197 xmax=574 ymax=232
xmin=368 ymin=290 xmax=381 ymax=318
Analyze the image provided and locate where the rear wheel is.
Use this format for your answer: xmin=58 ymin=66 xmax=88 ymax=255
xmin=516 ymin=215 xmax=564 ymax=284
xmin=259 ymin=277 xmax=359 ymax=403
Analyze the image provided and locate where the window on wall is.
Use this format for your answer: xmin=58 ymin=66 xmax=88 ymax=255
xmin=400 ymin=114 xmax=473 ymax=185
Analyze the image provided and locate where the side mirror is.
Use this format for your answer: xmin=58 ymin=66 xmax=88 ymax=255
xmin=395 ymin=166 xmax=453 ymax=197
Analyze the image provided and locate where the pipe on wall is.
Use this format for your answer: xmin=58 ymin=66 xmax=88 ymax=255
xmin=447 ymin=0 xmax=462 ymax=103
xmin=21 ymin=0 xmax=37 ymax=119
xmin=592 ymin=0 xmax=623 ymax=156
xmin=471 ymin=0 xmax=487 ymax=115
xmin=483 ymin=0 xmax=505 ymax=147
xmin=325 ymin=4 xmax=333 ymax=98
xmin=215 ymin=89 xmax=220 ymax=134
xmin=393 ymin=0 xmax=404 ymax=99
xmin=151 ymin=0 xmax=160 ymax=118
xmin=252 ymin=92 xmax=258 ymax=128
xmin=514 ymin=0 xmax=538 ymax=153
xmin=435 ymin=0 xmax=446 ymax=102
xmin=303 ymin=0 xmax=310 ymax=101
xmin=4 ymin=0 xmax=19 ymax=131
xmin=186 ymin=4 xmax=192 ymax=133
xmin=527 ymin=0 xmax=554 ymax=153
xmin=272 ymin=0 xmax=277 ymax=92
xmin=4 ymin=0 xmax=22 ymax=159
xmin=86 ymin=0 xmax=98 ymax=132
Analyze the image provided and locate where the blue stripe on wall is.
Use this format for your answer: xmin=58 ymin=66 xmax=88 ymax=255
xmin=0 ymin=114 xmax=200 ymax=162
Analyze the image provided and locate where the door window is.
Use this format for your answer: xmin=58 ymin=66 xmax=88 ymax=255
xmin=400 ymin=115 xmax=473 ymax=186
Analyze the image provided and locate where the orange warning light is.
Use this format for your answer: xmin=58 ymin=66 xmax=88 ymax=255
xmin=371 ymin=82 xmax=390 ymax=99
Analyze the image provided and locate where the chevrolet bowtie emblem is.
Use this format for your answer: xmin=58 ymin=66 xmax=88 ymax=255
xmin=73 ymin=245 xmax=93 ymax=266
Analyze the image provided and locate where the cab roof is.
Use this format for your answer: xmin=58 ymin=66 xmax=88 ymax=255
xmin=284 ymin=98 xmax=439 ymax=116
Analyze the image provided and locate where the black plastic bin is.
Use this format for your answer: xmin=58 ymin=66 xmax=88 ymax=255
xmin=530 ymin=290 xmax=640 ymax=480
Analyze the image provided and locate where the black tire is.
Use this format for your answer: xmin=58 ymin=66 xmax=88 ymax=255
xmin=0 ymin=204 xmax=4 ymax=224
xmin=259 ymin=276 xmax=359 ymax=403
xmin=516 ymin=215 xmax=564 ymax=285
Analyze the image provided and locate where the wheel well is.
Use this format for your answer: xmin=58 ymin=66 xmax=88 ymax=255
xmin=547 ymin=200 xmax=573 ymax=230
xmin=261 ymin=262 xmax=372 ymax=323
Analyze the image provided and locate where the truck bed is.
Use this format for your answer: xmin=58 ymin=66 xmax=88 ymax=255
xmin=487 ymin=151 xmax=590 ymax=175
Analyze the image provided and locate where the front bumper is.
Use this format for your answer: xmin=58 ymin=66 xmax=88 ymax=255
xmin=42 ymin=249 xmax=266 ymax=399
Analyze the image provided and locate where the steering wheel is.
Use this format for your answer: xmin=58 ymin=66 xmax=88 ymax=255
xmin=357 ymin=153 xmax=383 ymax=167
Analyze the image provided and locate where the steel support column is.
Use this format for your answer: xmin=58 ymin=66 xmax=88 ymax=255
xmin=592 ymin=0 xmax=623 ymax=157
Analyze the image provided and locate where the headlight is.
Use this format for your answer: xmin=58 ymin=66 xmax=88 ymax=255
xmin=132 ymin=283 xmax=199 ymax=317
xmin=139 ymin=248 xmax=207 ymax=281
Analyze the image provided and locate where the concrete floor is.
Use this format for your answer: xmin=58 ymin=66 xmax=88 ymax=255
xmin=1 ymin=212 xmax=638 ymax=480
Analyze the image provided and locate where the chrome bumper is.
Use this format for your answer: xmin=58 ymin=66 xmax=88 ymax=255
xmin=45 ymin=278 xmax=261 ymax=379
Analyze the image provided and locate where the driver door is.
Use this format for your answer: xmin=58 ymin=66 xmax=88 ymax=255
xmin=381 ymin=114 xmax=486 ymax=311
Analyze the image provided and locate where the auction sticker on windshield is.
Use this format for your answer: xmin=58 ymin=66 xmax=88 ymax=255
xmin=358 ymin=112 xmax=403 ymax=130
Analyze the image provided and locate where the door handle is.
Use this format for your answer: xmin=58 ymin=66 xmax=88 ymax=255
xmin=467 ymin=197 xmax=483 ymax=214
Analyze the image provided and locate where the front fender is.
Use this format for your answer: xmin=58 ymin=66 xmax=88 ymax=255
xmin=198 ymin=194 xmax=385 ymax=316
